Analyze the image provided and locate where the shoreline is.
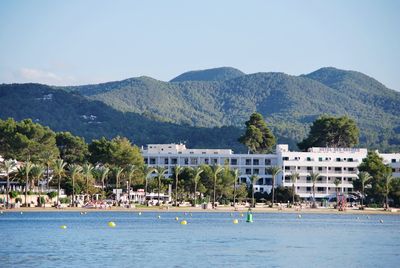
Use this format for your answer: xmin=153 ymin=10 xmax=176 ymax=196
xmin=2 ymin=206 xmax=399 ymax=215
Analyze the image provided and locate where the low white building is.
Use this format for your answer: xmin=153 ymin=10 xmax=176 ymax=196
xmin=142 ymin=143 xmax=400 ymax=200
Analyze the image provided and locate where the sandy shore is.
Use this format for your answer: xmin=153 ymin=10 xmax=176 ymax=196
xmin=2 ymin=206 xmax=399 ymax=215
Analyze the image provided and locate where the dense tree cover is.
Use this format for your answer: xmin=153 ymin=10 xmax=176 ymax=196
xmin=239 ymin=113 xmax=276 ymax=153
xmin=56 ymin=132 xmax=89 ymax=164
xmin=0 ymin=118 xmax=59 ymax=162
xmin=298 ymin=115 xmax=359 ymax=150
xmin=60 ymin=67 xmax=400 ymax=152
xmin=88 ymin=136 xmax=144 ymax=167
xmin=170 ymin=67 xmax=245 ymax=82
xmin=357 ymin=151 xmax=398 ymax=206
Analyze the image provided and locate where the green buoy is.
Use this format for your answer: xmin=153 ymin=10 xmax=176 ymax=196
xmin=246 ymin=212 xmax=253 ymax=223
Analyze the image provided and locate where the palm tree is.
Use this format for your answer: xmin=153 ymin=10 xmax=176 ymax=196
xmin=40 ymin=151 xmax=55 ymax=191
xmin=334 ymin=178 xmax=341 ymax=207
xmin=144 ymin=166 xmax=156 ymax=195
xmin=250 ymin=174 xmax=259 ymax=208
xmin=112 ymin=166 xmax=124 ymax=203
xmin=68 ymin=164 xmax=82 ymax=207
xmin=173 ymin=165 xmax=183 ymax=207
xmin=30 ymin=165 xmax=44 ymax=207
xmin=383 ymin=171 xmax=394 ymax=210
xmin=154 ymin=166 xmax=168 ymax=206
xmin=309 ymin=171 xmax=321 ymax=208
xmin=125 ymin=164 xmax=137 ymax=204
xmin=211 ymin=165 xmax=224 ymax=208
xmin=290 ymin=172 xmax=299 ymax=205
xmin=232 ymin=169 xmax=240 ymax=207
xmin=22 ymin=161 xmax=34 ymax=207
xmin=53 ymin=159 xmax=66 ymax=206
xmin=82 ymin=163 xmax=94 ymax=202
xmin=192 ymin=167 xmax=203 ymax=207
xmin=357 ymin=172 xmax=372 ymax=208
xmin=267 ymin=166 xmax=282 ymax=207
xmin=0 ymin=160 xmax=16 ymax=209
xmin=97 ymin=166 xmax=110 ymax=199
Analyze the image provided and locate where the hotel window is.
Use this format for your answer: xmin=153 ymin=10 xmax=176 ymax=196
xmin=335 ymin=167 xmax=341 ymax=171
xmin=317 ymin=187 xmax=324 ymax=192
xmin=245 ymin=159 xmax=251 ymax=165
xmin=190 ymin=158 xmax=198 ymax=165
xmin=306 ymin=176 xmax=311 ymax=181
xmin=253 ymin=159 xmax=259 ymax=165
xmin=392 ymin=168 xmax=396 ymax=172
xmin=150 ymin=158 xmax=156 ymax=165
xmin=205 ymin=159 xmax=209 ymax=164
xmin=285 ymin=166 xmax=290 ymax=170
xmin=307 ymin=157 xmax=312 ymax=161
xmin=336 ymin=158 xmax=341 ymax=162
xmin=392 ymin=159 xmax=396 ymax=163
xmin=348 ymin=167 xmax=354 ymax=171
xmin=260 ymin=187 xmax=264 ymax=193
xmin=348 ymin=178 xmax=352 ymax=182
xmin=164 ymin=159 xmax=169 ymax=165
xmin=307 ymin=167 xmax=312 ymax=171
xmin=306 ymin=187 xmax=311 ymax=192
xmin=184 ymin=158 xmax=189 ymax=165
xmin=171 ymin=158 xmax=177 ymax=164
xmin=253 ymin=169 xmax=259 ymax=174
xmin=230 ymin=159 xmax=238 ymax=165
xmin=212 ymin=158 xmax=218 ymax=165
xmin=318 ymin=167 xmax=323 ymax=171
xmin=245 ymin=169 xmax=251 ymax=175
xmin=283 ymin=157 xmax=289 ymax=161
xmin=319 ymin=157 xmax=323 ymax=162
xmin=265 ymin=159 xmax=271 ymax=165
xmin=348 ymin=158 xmax=353 ymax=162
xmin=144 ymin=158 xmax=148 ymax=164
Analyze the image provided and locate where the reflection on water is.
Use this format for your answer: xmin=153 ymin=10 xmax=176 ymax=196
xmin=0 ymin=212 xmax=399 ymax=267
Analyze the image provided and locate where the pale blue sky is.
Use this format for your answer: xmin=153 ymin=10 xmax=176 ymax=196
xmin=0 ymin=0 xmax=399 ymax=90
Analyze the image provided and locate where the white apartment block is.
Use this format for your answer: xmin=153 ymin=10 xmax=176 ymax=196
xmin=141 ymin=143 xmax=400 ymax=200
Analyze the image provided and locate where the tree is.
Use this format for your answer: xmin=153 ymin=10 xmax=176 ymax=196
xmin=111 ymin=166 xmax=124 ymax=202
xmin=309 ymin=172 xmax=320 ymax=208
xmin=143 ymin=166 xmax=156 ymax=194
xmin=56 ymin=132 xmax=89 ymax=164
xmin=250 ymin=174 xmax=259 ymax=208
xmin=68 ymin=164 xmax=82 ymax=207
xmin=40 ymin=151 xmax=55 ymax=191
xmin=0 ymin=118 xmax=59 ymax=162
xmin=19 ymin=161 xmax=34 ymax=207
xmin=97 ymin=166 xmax=110 ymax=198
xmin=173 ymin=165 xmax=183 ymax=206
xmin=383 ymin=171 xmax=394 ymax=210
xmin=232 ymin=169 xmax=240 ymax=207
xmin=290 ymin=172 xmax=299 ymax=204
xmin=358 ymin=151 xmax=391 ymax=203
xmin=53 ymin=159 xmax=66 ymax=206
xmin=192 ymin=167 xmax=203 ymax=206
xmin=211 ymin=165 xmax=224 ymax=208
xmin=334 ymin=178 xmax=341 ymax=207
xmin=89 ymin=136 xmax=144 ymax=168
xmin=30 ymin=164 xmax=44 ymax=206
xmin=82 ymin=163 xmax=94 ymax=202
xmin=0 ymin=159 xmax=16 ymax=209
xmin=267 ymin=166 xmax=282 ymax=207
xmin=154 ymin=167 xmax=168 ymax=205
xmin=298 ymin=115 xmax=359 ymax=150
xmin=356 ymin=172 xmax=372 ymax=208
xmin=125 ymin=164 xmax=137 ymax=204
xmin=238 ymin=113 xmax=276 ymax=153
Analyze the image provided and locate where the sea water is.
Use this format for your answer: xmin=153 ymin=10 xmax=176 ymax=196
xmin=0 ymin=212 xmax=399 ymax=268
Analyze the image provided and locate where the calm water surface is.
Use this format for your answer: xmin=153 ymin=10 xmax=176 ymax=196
xmin=0 ymin=211 xmax=399 ymax=268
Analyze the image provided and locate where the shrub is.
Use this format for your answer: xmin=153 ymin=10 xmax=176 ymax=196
xmin=59 ymin=197 xmax=71 ymax=204
xmin=47 ymin=192 xmax=57 ymax=199
xmin=15 ymin=197 xmax=23 ymax=203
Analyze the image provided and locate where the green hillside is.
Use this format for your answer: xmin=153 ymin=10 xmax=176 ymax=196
xmin=0 ymin=83 xmax=248 ymax=152
xmin=170 ymin=67 xmax=245 ymax=82
xmin=63 ymin=67 xmax=400 ymax=151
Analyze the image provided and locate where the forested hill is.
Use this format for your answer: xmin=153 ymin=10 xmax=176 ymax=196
xmin=60 ymin=67 xmax=400 ymax=151
xmin=1 ymin=66 xmax=400 ymax=152
xmin=0 ymin=83 xmax=248 ymax=152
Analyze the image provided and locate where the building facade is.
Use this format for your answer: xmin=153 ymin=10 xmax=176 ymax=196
xmin=142 ymin=143 xmax=400 ymax=200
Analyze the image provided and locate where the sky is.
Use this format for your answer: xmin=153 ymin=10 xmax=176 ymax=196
xmin=0 ymin=0 xmax=399 ymax=90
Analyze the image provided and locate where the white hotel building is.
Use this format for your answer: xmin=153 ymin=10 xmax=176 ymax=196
xmin=142 ymin=143 xmax=400 ymax=200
